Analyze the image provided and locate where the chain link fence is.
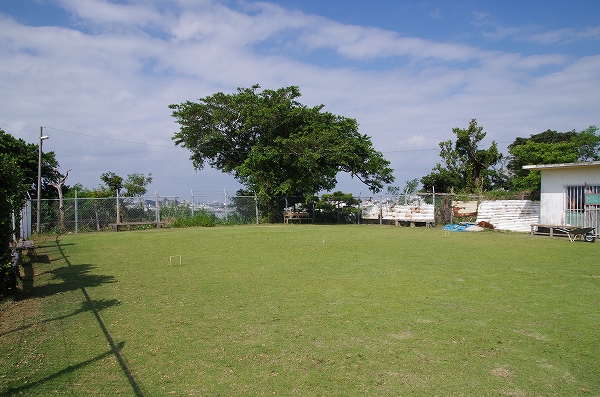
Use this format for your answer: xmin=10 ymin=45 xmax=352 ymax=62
xmin=28 ymin=194 xmax=261 ymax=234
xmin=21 ymin=192 xmax=543 ymax=235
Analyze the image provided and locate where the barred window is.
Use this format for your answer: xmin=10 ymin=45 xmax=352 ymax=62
xmin=565 ymin=184 xmax=600 ymax=229
xmin=566 ymin=185 xmax=600 ymax=210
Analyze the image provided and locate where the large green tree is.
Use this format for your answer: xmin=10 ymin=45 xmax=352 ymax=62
xmin=0 ymin=129 xmax=60 ymax=297
xmin=0 ymin=154 xmax=28 ymax=297
xmin=421 ymin=119 xmax=502 ymax=193
xmin=170 ymin=85 xmax=394 ymax=221
xmin=507 ymin=125 xmax=600 ymax=191
xmin=0 ymin=129 xmax=61 ymax=199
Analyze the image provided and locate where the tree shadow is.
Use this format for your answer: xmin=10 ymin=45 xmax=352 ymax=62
xmin=5 ymin=236 xmax=145 ymax=396
xmin=54 ymin=236 xmax=144 ymax=396
xmin=0 ymin=298 xmax=121 ymax=338
xmin=44 ymin=298 xmax=121 ymax=323
xmin=1 ymin=342 xmax=126 ymax=396
xmin=35 ymin=254 xmax=52 ymax=264
xmin=22 ymin=263 xmax=117 ymax=298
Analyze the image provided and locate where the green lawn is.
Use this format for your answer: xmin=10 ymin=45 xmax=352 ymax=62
xmin=1 ymin=225 xmax=599 ymax=396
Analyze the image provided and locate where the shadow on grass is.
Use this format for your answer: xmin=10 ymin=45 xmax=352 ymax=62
xmin=33 ymin=254 xmax=52 ymax=264
xmin=27 ymin=264 xmax=117 ymax=298
xmin=6 ymin=237 xmax=144 ymax=396
xmin=0 ymin=298 xmax=121 ymax=338
xmin=1 ymin=342 xmax=126 ymax=396
xmin=53 ymin=236 xmax=145 ymax=397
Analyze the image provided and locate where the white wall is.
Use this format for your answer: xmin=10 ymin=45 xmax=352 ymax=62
xmin=540 ymin=166 xmax=600 ymax=224
xmin=476 ymin=200 xmax=540 ymax=232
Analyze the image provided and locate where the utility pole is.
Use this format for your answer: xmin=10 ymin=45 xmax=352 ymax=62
xmin=36 ymin=126 xmax=49 ymax=233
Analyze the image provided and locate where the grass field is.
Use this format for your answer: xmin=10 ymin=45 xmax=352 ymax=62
xmin=1 ymin=225 xmax=599 ymax=396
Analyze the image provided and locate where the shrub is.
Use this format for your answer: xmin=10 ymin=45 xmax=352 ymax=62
xmin=170 ymin=210 xmax=217 ymax=228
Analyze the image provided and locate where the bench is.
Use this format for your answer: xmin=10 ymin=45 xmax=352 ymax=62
xmin=284 ymin=212 xmax=311 ymax=224
xmin=531 ymin=224 xmax=566 ymax=237
xmin=110 ymin=222 xmax=162 ymax=231
xmin=11 ymin=240 xmax=37 ymax=261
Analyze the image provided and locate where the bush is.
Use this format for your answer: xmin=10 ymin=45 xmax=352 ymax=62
xmin=170 ymin=210 xmax=217 ymax=228
xmin=482 ymin=189 xmax=539 ymax=200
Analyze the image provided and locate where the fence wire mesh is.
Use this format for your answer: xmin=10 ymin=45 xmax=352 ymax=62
xmin=29 ymin=194 xmax=261 ymax=234
xmin=27 ymin=193 xmax=446 ymax=234
xmin=22 ymin=192 xmax=561 ymax=236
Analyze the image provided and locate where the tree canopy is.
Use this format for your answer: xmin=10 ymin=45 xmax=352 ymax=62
xmin=170 ymin=85 xmax=394 ymax=221
xmin=315 ymin=191 xmax=361 ymax=224
xmin=507 ymin=125 xmax=599 ymax=191
xmin=123 ymin=173 xmax=153 ymax=198
xmin=421 ymin=119 xmax=502 ymax=194
xmin=98 ymin=171 xmax=153 ymax=197
xmin=0 ymin=129 xmax=61 ymax=199
xmin=0 ymin=153 xmax=28 ymax=297
xmin=0 ymin=128 xmax=61 ymax=297
xmin=100 ymin=172 xmax=124 ymax=195
xmin=421 ymin=122 xmax=599 ymax=195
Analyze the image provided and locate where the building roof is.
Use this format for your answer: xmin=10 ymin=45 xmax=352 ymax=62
xmin=523 ymin=161 xmax=600 ymax=171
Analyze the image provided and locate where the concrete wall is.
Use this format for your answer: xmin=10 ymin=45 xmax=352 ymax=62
xmin=539 ymin=166 xmax=600 ymax=224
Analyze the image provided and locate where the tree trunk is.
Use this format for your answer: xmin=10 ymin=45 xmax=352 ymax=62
xmin=50 ymin=169 xmax=71 ymax=231
xmin=94 ymin=204 xmax=100 ymax=231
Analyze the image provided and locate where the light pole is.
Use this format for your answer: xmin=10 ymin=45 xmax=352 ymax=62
xmin=36 ymin=126 xmax=49 ymax=233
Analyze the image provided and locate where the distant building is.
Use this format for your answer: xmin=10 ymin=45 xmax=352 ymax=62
xmin=523 ymin=161 xmax=600 ymax=236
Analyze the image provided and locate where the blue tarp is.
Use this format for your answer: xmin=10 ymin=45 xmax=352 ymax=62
xmin=443 ymin=223 xmax=477 ymax=232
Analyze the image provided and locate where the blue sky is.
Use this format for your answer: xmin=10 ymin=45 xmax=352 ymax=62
xmin=1 ymin=0 xmax=599 ymax=200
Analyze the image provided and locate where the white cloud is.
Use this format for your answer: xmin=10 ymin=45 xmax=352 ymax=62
xmin=475 ymin=11 xmax=600 ymax=45
xmin=484 ymin=25 xmax=600 ymax=45
xmin=398 ymin=135 xmax=440 ymax=149
xmin=0 ymin=1 xmax=598 ymax=197
xmin=56 ymin=0 xmax=166 ymax=27
xmin=528 ymin=25 xmax=600 ymax=44
xmin=429 ymin=8 xmax=442 ymax=20
xmin=298 ymin=20 xmax=480 ymax=61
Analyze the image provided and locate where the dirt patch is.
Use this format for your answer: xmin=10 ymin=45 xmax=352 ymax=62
xmin=390 ymin=330 xmax=412 ymax=339
xmin=500 ymin=388 xmax=525 ymax=397
xmin=491 ymin=366 xmax=514 ymax=379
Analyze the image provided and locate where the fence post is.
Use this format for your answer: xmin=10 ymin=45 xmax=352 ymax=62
xmin=432 ymin=186 xmax=436 ymax=226
xmin=75 ymin=189 xmax=78 ymax=234
xmin=191 ymin=189 xmax=195 ymax=217
xmin=155 ymin=191 xmax=160 ymax=227
xmin=255 ymin=194 xmax=259 ymax=224
xmin=20 ymin=200 xmax=32 ymax=240
xmin=450 ymin=194 xmax=453 ymax=225
xmin=116 ymin=191 xmax=120 ymax=225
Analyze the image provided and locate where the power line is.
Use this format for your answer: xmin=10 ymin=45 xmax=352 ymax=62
xmin=45 ymin=126 xmax=437 ymax=154
xmin=44 ymin=126 xmax=509 ymax=155
xmin=45 ymin=126 xmax=178 ymax=149
xmin=384 ymin=148 xmax=438 ymax=153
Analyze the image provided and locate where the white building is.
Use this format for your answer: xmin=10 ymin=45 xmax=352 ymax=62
xmin=523 ymin=161 xmax=600 ymax=236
